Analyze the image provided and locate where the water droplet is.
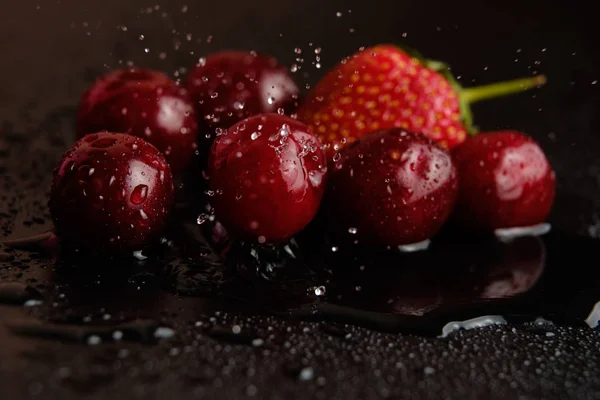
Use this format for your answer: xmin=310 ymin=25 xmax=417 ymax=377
xmin=494 ymin=223 xmax=551 ymax=242
xmin=132 ymin=250 xmax=147 ymax=261
xmin=139 ymin=34 xmax=145 ymax=40
xmin=441 ymin=316 xmax=507 ymax=337
xmin=290 ymin=64 xmax=298 ymax=73
xmin=87 ymin=335 xmax=102 ymax=345
xmin=398 ymin=239 xmax=431 ymax=253
xmin=251 ymin=132 xmax=261 ymax=140
xmin=197 ymin=214 xmax=209 ymax=225
xmin=348 ymin=227 xmax=358 ymax=235
xmin=24 ymin=299 xmax=43 ymax=307
xmin=267 ymin=96 xmax=275 ymax=105
xmin=252 ymin=338 xmax=264 ymax=347
xmin=314 ymin=286 xmax=326 ymax=296
xmin=139 ymin=209 xmax=149 ymax=220
xmin=154 ymin=327 xmax=176 ymax=339
xmin=130 ymin=184 xmax=148 ymax=205
xmin=294 ymin=48 xmax=302 ymax=54
xmin=332 ymin=153 xmax=341 ymax=162
xmin=277 ymin=108 xmax=285 ymax=115
xmin=299 ymin=367 xmax=314 ymax=381
xmin=210 ymin=92 xmax=219 ymax=99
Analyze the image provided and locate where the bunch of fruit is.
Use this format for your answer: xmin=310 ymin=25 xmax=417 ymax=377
xmin=49 ymin=45 xmax=554 ymax=255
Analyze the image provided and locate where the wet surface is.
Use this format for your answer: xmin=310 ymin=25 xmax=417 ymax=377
xmin=3 ymin=206 xmax=600 ymax=399
xmin=4 ymin=218 xmax=599 ymax=338
xmin=2 ymin=0 xmax=600 ymax=398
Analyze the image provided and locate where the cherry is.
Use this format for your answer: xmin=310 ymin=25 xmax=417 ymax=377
xmin=185 ymin=51 xmax=299 ymax=134
xmin=76 ymin=68 xmax=198 ymax=174
xmin=451 ymin=131 xmax=555 ymax=231
xmin=324 ymin=128 xmax=458 ymax=247
xmin=49 ymin=132 xmax=174 ymax=254
xmin=208 ymin=114 xmax=327 ymax=244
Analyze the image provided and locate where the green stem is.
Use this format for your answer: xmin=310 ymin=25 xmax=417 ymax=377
xmin=461 ymin=75 xmax=547 ymax=105
xmin=424 ymin=59 xmax=448 ymax=72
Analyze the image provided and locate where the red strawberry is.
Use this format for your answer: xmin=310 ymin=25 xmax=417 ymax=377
xmin=324 ymin=128 xmax=458 ymax=247
xmin=452 ymin=131 xmax=556 ymax=232
xmin=298 ymin=45 xmax=546 ymax=158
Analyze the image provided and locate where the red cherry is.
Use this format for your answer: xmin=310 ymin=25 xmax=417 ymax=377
xmin=76 ymin=68 xmax=198 ymax=174
xmin=49 ymin=132 xmax=174 ymax=253
xmin=208 ymin=114 xmax=327 ymax=243
xmin=185 ymin=51 xmax=299 ymax=133
xmin=324 ymin=129 xmax=458 ymax=247
xmin=452 ymin=131 xmax=556 ymax=231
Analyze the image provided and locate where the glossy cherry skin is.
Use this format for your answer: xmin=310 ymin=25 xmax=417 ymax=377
xmin=76 ymin=68 xmax=198 ymax=174
xmin=208 ymin=114 xmax=327 ymax=244
xmin=186 ymin=51 xmax=299 ymax=133
xmin=452 ymin=131 xmax=556 ymax=231
xmin=324 ymin=129 xmax=458 ymax=247
xmin=49 ymin=132 xmax=174 ymax=254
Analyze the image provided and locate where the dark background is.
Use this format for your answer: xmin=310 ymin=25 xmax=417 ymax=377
xmin=1 ymin=0 xmax=600 ymax=399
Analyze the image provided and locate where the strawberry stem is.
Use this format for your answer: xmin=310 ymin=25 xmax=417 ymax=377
xmin=461 ymin=75 xmax=547 ymax=105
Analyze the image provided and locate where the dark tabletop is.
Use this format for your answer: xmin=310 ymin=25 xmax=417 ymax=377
xmin=1 ymin=0 xmax=600 ymax=399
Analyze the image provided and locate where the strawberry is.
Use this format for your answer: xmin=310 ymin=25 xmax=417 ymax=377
xmin=297 ymin=44 xmax=546 ymax=158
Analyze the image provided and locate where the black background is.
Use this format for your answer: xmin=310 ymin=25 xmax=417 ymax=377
xmin=1 ymin=0 xmax=600 ymax=399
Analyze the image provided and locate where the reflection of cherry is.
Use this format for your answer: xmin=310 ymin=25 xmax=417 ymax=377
xmin=326 ymin=235 xmax=546 ymax=316
xmin=474 ymin=236 xmax=545 ymax=299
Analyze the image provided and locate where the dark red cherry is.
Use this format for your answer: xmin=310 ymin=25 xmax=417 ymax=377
xmin=452 ymin=131 xmax=556 ymax=231
xmin=325 ymin=129 xmax=458 ymax=247
xmin=208 ymin=114 xmax=327 ymax=244
xmin=76 ymin=68 xmax=198 ymax=174
xmin=49 ymin=132 xmax=174 ymax=254
xmin=185 ymin=51 xmax=299 ymax=133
